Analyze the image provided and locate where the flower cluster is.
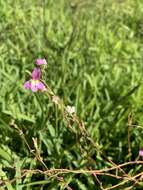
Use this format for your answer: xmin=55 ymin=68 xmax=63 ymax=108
xmin=24 ymin=59 xmax=47 ymax=92
xmin=24 ymin=60 xmax=76 ymax=115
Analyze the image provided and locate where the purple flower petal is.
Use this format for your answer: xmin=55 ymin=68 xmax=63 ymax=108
xmin=36 ymin=59 xmax=47 ymax=65
xmin=32 ymin=67 xmax=41 ymax=80
xmin=31 ymin=85 xmax=38 ymax=92
xmin=30 ymin=80 xmax=46 ymax=92
xmin=36 ymin=81 xmax=47 ymax=91
xmin=139 ymin=149 xmax=143 ymax=157
xmin=24 ymin=81 xmax=31 ymax=89
xmin=30 ymin=80 xmax=38 ymax=92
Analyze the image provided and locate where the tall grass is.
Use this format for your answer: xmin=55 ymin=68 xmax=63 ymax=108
xmin=1 ymin=0 xmax=143 ymax=189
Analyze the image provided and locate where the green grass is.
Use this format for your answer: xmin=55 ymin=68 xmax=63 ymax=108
xmin=1 ymin=0 xmax=143 ymax=189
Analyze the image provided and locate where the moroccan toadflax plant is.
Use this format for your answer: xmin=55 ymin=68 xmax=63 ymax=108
xmin=22 ymin=59 xmax=143 ymax=189
xmin=24 ymin=59 xmax=77 ymax=116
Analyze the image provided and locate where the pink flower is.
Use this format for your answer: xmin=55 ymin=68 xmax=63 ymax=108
xmin=36 ymin=59 xmax=47 ymax=65
xmin=24 ymin=67 xmax=47 ymax=92
xmin=32 ymin=67 xmax=41 ymax=79
xmin=139 ymin=149 xmax=143 ymax=157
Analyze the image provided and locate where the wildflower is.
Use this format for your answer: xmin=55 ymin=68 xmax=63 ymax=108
xmin=36 ymin=58 xmax=47 ymax=65
xmin=24 ymin=67 xmax=47 ymax=92
xmin=66 ymin=106 xmax=75 ymax=115
xmin=139 ymin=149 xmax=143 ymax=157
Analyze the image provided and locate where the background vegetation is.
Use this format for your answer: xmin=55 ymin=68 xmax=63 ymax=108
xmin=1 ymin=0 xmax=143 ymax=189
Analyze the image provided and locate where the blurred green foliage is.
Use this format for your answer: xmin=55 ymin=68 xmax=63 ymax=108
xmin=1 ymin=0 xmax=143 ymax=189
